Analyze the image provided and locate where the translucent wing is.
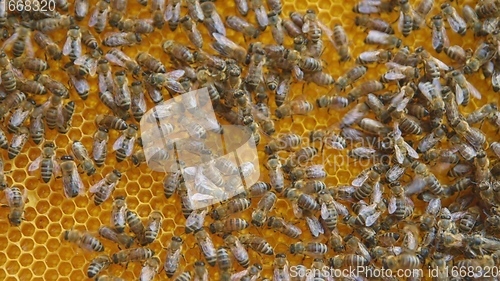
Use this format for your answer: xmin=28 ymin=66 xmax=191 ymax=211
xmin=112 ymin=135 xmax=126 ymax=151
xmin=466 ymin=81 xmax=481 ymax=99
xmin=404 ymin=142 xmax=419 ymax=159
xmin=165 ymin=80 xmax=185 ymax=93
xmin=93 ymin=140 xmax=106 ymax=161
xmin=388 ymin=197 xmax=397 ymax=214
xmin=89 ymin=178 xmax=106 ymax=193
xmin=395 ymin=144 xmax=404 ymax=164
xmin=333 ymin=200 xmax=349 ymax=216
xmin=255 ymin=6 xmax=269 ymax=29
xmin=164 ymin=69 xmax=185 ymax=80
xmin=305 ymin=215 xmax=324 ymax=237
xmin=211 ymin=11 xmax=226 ymax=36
xmin=62 ymin=37 xmax=73 ymax=56
xmin=88 ymin=8 xmax=99 ymax=27
xmin=359 ymin=51 xmax=380 ymax=61
xmin=28 ymin=156 xmax=42 ymax=172
xmin=124 ymin=138 xmax=136 ymax=156
xmin=455 ymin=84 xmax=464 ymax=105
xmin=447 ymin=16 xmax=466 ymax=34
xmin=321 ymin=203 xmax=330 ymax=219
xmin=365 ymin=211 xmax=381 ymax=227
xmin=384 ymin=72 xmax=406 ymax=81
xmin=352 ymin=171 xmax=368 ymax=187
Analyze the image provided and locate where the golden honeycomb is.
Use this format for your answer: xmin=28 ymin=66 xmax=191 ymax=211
xmin=0 ymin=0 xmax=499 ymax=280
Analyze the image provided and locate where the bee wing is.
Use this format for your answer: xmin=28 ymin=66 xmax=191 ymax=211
xmin=441 ymin=27 xmax=450 ymax=48
xmin=333 ymin=200 xmax=349 ymax=217
xmin=366 ymin=30 xmax=387 ymax=44
xmin=394 ymin=144 xmax=404 ymax=164
xmin=230 ymin=269 xmax=248 ymax=281
xmin=211 ymin=12 xmax=227 ymax=36
xmin=447 ymin=16 xmax=466 ymax=34
xmin=88 ymin=7 xmax=99 ymax=27
xmin=404 ymin=141 xmax=419 ymax=159
xmin=427 ymin=197 xmax=441 ymax=215
xmin=89 ymin=178 xmax=106 ymax=193
xmin=432 ymin=57 xmax=450 ymax=71
xmin=104 ymin=33 xmax=128 ymax=46
xmin=164 ymin=2 xmax=173 ymax=20
xmin=28 ymin=155 xmax=43 ymax=172
xmin=388 ymin=197 xmax=397 ymax=214
xmin=292 ymin=65 xmax=303 ymax=81
xmin=455 ymin=84 xmax=464 ymax=105
xmin=93 ymin=140 xmax=106 ymax=161
xmin=385 ymin=61 xmax=403 ymax=70
xmin=365 ymin=211 xmax=380 ymax=227
xmin=292 ymin=202 xmax=302 ymax=218
xmin=69 ymin=75 xmax=90 ymax=96
xmin=112 ymin=135 xmax=126 ymax=152
xmin=383 ymin=71 xmax=406 ymax=81
xmin=105 ymin=52 xmax=126 ymax=68
xmin=397 ymin=11 xmax=404 ymax=34
xmin=492 ymin=70 xmax=500 ymax=90
xmin=164 ymin=69 xmax=185 ymax=80
xmin=1 ymin=32 xmax=18 ymax=50
xmin=320 ymin=203 xmax=330 ymax=219
xmin=52 ymin=158 xmax=61 ymax=178
xmin=3 ymin=188 xmax=14 ymax=206
xmin=305 ymin=215 xmax=324 ymax=237
xmin=62 ymin=37 xmax=73 ymax=56
xmin=466 ymin=81 xmax=481 ymax=100
xmin=124 ymin=137 xmax=136 ymax=156
xmin=133 ymin=90 xmax=147 ymax=113
xmin=255 ymin=6 xmax=269 ymax=28
xmin=359 ymin=50 xmax=380 ymax=61
xmin=352 ymin=171 xmax=368 ymax=187
xmin=165 ymin=80 xmax=186 ymax=93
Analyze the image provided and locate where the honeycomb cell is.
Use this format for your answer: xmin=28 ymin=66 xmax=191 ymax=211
xmin=45 ymin=253 xmax=61 ymax=268
xmin=20 ymin=237 xmax=35 ymax=251
xmin=48 ymin=193 xmax=65 ymax=211
xmin=137 ymin=188 xmax=153 ymax=204
xmin=125 ymin=181 xmax=140 ymax=195
xmin=6 ymin=244 xmax=21 ymax=260
xmin=33 ymin=230 xmax=49 ymax=245
xmin=60 ymin=215 xmax=75 ymax=230
xmin=12 ymin=169 xmax=28 ymax=184
xmin=47 ymin=223 xmax=62 ymax=238
xmin=36 ymin=200 xmax=50 ymax=214
xmin=19 ymin=268 xmax=33 ymax=280
xmin=47 ymin=238 xmax=61 ymax=253
xmin=35 ymin=215 xmax=50 ymax=230
xmin=48 ymin=207 xmax=63 ymax=223
xmin=32 ymin=245 xmax=48 ymax=260
xmin=19 ymin=253 xmax=34 ymax=267
xmin=35 ymin=183 xmax=51 ymax=199
xmin=69 ymin=270 xmax=86 ymax=281
xmin=0 ymin=269 xmax=5 ymax=280
xmin=0 ymin=253 xmax=6 ymax=267
xmin=44 ymin=269 xmax=59 ymax=281
xmin=74 ymin=195 xmax=89 ymax=209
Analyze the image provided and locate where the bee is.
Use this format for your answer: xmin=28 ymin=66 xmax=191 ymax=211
xmin=37 ymin=74 xmax=69 ymax=98
xmin=265 ymin=158 xmax=284 ymax=192
xmin=268 ymin=12 xmax=284 ymax=45
xmin=290 ymin=242 xmax=328 ymax=257
xmin=264 ymin=133 xmax=301 ymax=155
xmin=112 ymin=247 xmax=154 ymax=264
xmin=275 ymin=98 xmax=313 ymax=119
xmin=194 ymin=228 xmax=217 ymax=266
xmin=443 ymin=45 xmax=467 ymax=64
xmin=174 ymin=272 xmax=191 ymax=281
xmin=110 ymin=196 xmax=128 ymax=233
xmin=223 ymin=234 xmax=250 ymax=268
xmin=96 ymin=114 xmax=128 ymax=131
xmin=89 ymin=170 xmax=121 ymax=206
xmin=164 ymin=236 xmax=183 ymax=277
xmin=87 ymin=255 xmax=111 ymax=278
xmin=226 ymin=15 xmax=260 ymax=39
xmin=7 ymin=126 xmax=28 ymax=160
xmin=64 ymin=230 xmax=104 ymax=252
xmin=216 ymin=247 xmax=232 ymax=274
xmin=466 ymin=103 xmax=497 ymax=124
xmin=475 ymin=0 xmax=500 ymax=19
xmin=449 ymin=70 xmax=482 ymax=107
xmin=464 ymin=42 xmax=496 ymax=74
xmin=126 ymin=209 xmax=145 ymax=238
xmin=383 ymin=254 xmax=421 ymax=271
xmin=59 ymin=155 xmax=84 ymax=198
xmin=429 ymin=15 xmax=449 ymax=54
xmin=12 ymin=57 xmax=49 ymax=73
xmin=105 ymin=48 xmax=141 ymax=76
xmin=356 ymin=49 xmax=393 ymax=65
xmin=140 ymin=257 xmax=161 ymax=281
xmin=89 ymin=0 xmax=110 ymax=33
xmin=328 ymin=24 xmax=350 ymax=62
xmin=71 ymin=141 xmax=95 ymax=177
xmin=146 ymin=70 xmax=186 ymax=93
xmin=140 ymin=211 xmax=163 ymax=245
xmin=62 ymin=26 xmax=82 ymax=62
xmin=165 ymin=0 xmax=181 ymax=31
xmin=92 ymin=127 xmax=109 ymax=167
xmin=118 ymin=18 xmax=155 ymax=34
xmin=112 ymin=71 xmax=131 ymax=111
xmin=2 ymin=22 xmax=33 ymax=58
xmin=211 ymin=198 xmax=250 ymax=220
xmin=200 ymin=0 xmax=225 ymax=36
xmin=347 ymin=81 xmax=384 ymax=104
xmin=33 ymin=31 xmax=59 ymax=60
xmin=179 ymin=16 xmax=203 ymax=49
xmin=210 ymin=218 xmax=249 ymax=234
xmin=98 ymin=226 xmax=134 ymax=249
xmin=267 ymin=216 xmax=302 ymax=239
xmin=365 ymin=30 xmax=402 ymax=49
xmin=7 ymin=99 xmax=35 ymax=134
xmin=334 ymin=65 xmax=367 ymax=93
xmin=211 ymin=33 xmax=246 ymax=63
xmin=246 ymin=182 xmax=271 ymax=198
xmin=441 ymin=3 xmax=466 ymax=35
xmin=251 ymin=191 xmax=277 ymax=227
xmin=28 ymin=141 xmax=59 ymax=183
xmin=0 ymin=52 xmax=18 ymax=93
xmin=4 ymin=186 xmax=27 ymax=226
xmin=353 ymin=0 xmax=396 ymax=14
xmin=192 ymin=260 xmax=208 ymax=281
xmin=102 ymin=32 xmax=141 ymax=47
xmin=355 ymin=15 xmax=394 ymax=34
xmin=74 ymin=0 xmax=90 ymax=21
xmin=239 ymin=234 xmax=274 ymax=255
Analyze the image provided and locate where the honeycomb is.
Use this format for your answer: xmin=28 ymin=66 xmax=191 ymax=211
xmin=0 ymin=0 xmax=499 ymax=280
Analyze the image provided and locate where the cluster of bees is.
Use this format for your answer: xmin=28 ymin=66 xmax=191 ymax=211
xmin=0 ymin=0 xmax=500 ymax=280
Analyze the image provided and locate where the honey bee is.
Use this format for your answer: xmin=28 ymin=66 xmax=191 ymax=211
xmin=194 ymin=228 xmax=217 ymax=266
xmin=2 ymin=22 xmax=34 ymax=58
xmin=357 ymin=49 xmax=393 ymax=66
xmin=28 ymin=141 xmax=59 ymax=183
xmin=33 ymin=30 xmax=62 ymax=60
xmin=127 ymin=209 xmax=145 ymax=237
xmin=267 ymin=216 xmax=302 ymax=239
xmin=454 ymin=119 xmax=486 ymax=150
xmin=223 ymin=234 xmax=249 ymax=268
xmin=96 ymin=114 xmax=128 ymax=131
xmin=64 ymin=230 xmax=104 ymax=252
xmin=200 ymin=0 xmax=226 ymax=36
xmin=146 ymin=70 xmax=185 ymax=93
xmin=179 ymin=16 xmax=203 ymax=49
xmin=164 ymin=236 xmax=183 ymax=277
xmin=102 ymin=32 xmax=141 ymax=47
xmin=36 ymin=74 xmax=69 ymax=98
xmin=275 ymin=97 xmax=313 ymax=119
xmin=11 ymin=57 xmax=49 ymax=72
xmin=264 ymin=133 xmax=301 ymax=155
xmin=87 ymin=255 xmax=111 ymax=278
xmin=211 ymin=197 xmax=250 ymax=220
xmin=89 ymin=170 xmax=121 ymax=206
xmin=239 ymin=234 xmax=274 ymax=255
xmin=140 ymin=257 xmax=161 ymax=281
xmin=267 ymin=0 xmax=282 ymax=15
xmin=431 ymin=15 xmax=449 ymax=54
xmin=89 ymin=0 xmax=110 ymax=33
xmin=174 ymin=272 xmax=191 ymax=281
xmin=0 ymin=52 xmax=18 ymax=93
xmin=466 ymin=103 xmax=497 ymax=124
xmin=112 ymin=247 xmax=154 ymax=264
xmin=75 ymin=0 xmax=90 ymax=21
xmin=105 ymin=48 xmax=141 ymax=76
xmin=7 ymin=99 xmax=35 ymax=134
xmin=62 ymin=26 xmax=82 ymax=62
xmin=210 ymin=218 xmax=249 ymax=234
xmin=266 ymin=158 xmax=284 ymax=192
xmin=98 ymin=226 xmax=134 ymax=249
xmin=7 ymin=126 xmax=29 ymax=160
xmin=246 ymin=182 xmax=271 ymax=198
xmin=441 ymin=3 xmax=466 ymax=35
xmin=59 ymin=155 xmax=84 ymax=198
xmin=29 ymin=105 xmax=44 ymax=145
xmin=118 ymin=18 xmax=155 ymax=34
xmin=464 ymin=42 xmax=497 ymax=74
xmin=225 ymin=15 xmax=260 ymax=39
xmin=4 ymin=186 xmax=27 ymax=226
xmin=165 ymin=0 xmax=181 ymax=31
xmin=475 ymin=0 xmax=500 ymax=18
xmin=290 ymin=242 xmax=328 ymax=257
xmin=329 ymin=24 xmax=350 ymax=62
xmin=140 ymin=210 xmax=163 ymax=245
xmin=268 ymin=12 xmax=284 ymax=45
xmin=109 ymin=196 xmax=128 ymax=233
xmin=443 ymin=45 xmax=467 ymax=63
xmin=92 ymin=127 xmax=109 ymax=167
xmin=364 ymin=30 xmax=401 ymax=49
xmin=251 ymin=191 xmax=277 ymax=226
xmin=16 ymin=79 xmax=46 ymax=96
xmin=355 ymin=15 xmax=394 ymax=34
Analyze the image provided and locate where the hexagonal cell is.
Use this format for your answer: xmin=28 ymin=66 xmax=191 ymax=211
xmin=45 ymin=253 xmax=61 ymax=268
xmin=35 ymin=215 xmax=50 ymax=229
xmin=6 ymin=243 xmax=21 ymax=261
xmin=46 ymin=238 xmax=62 ymax=253
xmin=19 ymin=253 xmax=34 ymax=267
xmin=73 ymin=209 xmax=89 ymax=224
xmin=47 ymin=222 xmax=62 ymax=238
xmin=44 ymin=269 xmax=60 ymax=281
xmin=18 ymin=268 xmax=33 ymax=280
xmin=20 ymin=237 xmax=35 ymax=251
xmin=60 ymin=215 xmax=75 ymax=230
xmin=137 ymin=188 xmax=153 ymax=204
xmin=34 ymin=230 xmax=49 ymax=244
xmin=125 ymin=181 xmax=140 ymax=196
xmin=32 ymin=245 xmax=48 ymax=260
xmin=36 ymin=200 xmax=50 ymax=214
xmin=48 ymin=193 xmax=65 ymax=211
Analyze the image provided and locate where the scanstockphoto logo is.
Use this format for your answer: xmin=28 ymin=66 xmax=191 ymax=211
xmin=140 ymin=88 xmax=260 ymax=209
